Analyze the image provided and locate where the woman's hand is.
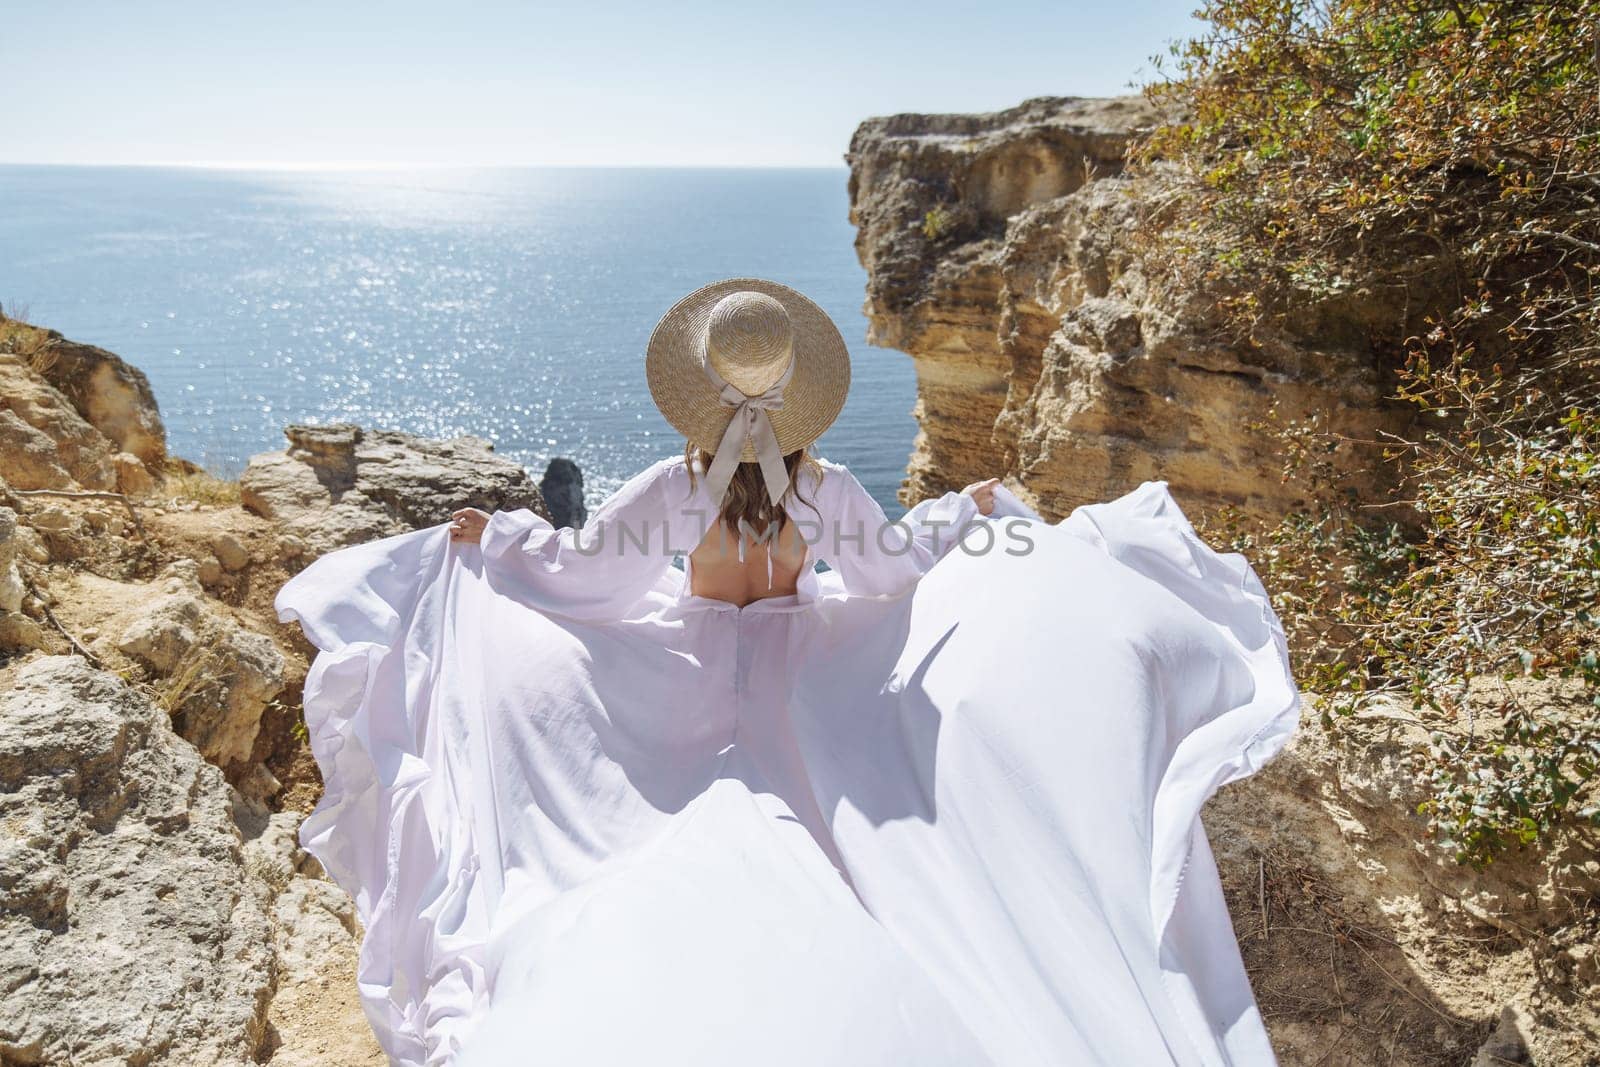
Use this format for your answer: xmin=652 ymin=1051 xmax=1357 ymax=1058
xmin=449 ymin=507 xmax=491 ymax=544
xmin=960 ymin=477 xmax=1001 ymax=517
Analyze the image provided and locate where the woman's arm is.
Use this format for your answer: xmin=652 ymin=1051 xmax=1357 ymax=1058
xmin=814 ymin=461 xmax=995 ymax=597
xmin=452 ymin=457 xmax=684 ymax=622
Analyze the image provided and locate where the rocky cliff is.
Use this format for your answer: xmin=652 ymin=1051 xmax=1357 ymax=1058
xmin=847 ymin=96 xmax=1412 ymax=518
xmin=0 ymin=315 xmax=551 ymax=1065
xmin=3 ymin=232 xmax=1594 ymax=1060
xmin=848 ymin=98 xmax=1599 ymax=1065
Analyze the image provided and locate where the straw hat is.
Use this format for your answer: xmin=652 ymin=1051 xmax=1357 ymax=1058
xmin=646 ymin=278 xmax=850 ymax=465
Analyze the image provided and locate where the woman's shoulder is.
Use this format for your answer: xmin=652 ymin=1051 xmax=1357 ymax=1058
xmin=597 ymin=454 xmax=690 ymax=506
xmin=650 ymin=453 xmax=689 ymax=475
xmin=807 ymin=455 xmax=863 ymax=496
xmin=812 ymin=455 xmax=848 ymax=475
xmin=641 ymin=453 xmax=699 ymax=504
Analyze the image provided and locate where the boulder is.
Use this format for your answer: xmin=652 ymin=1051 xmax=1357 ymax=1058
xmin=116 ymin=559 xmax=287 ymax=768
xmin=114 ymin=450 xmax=156 ymax=495
xmin=212 ymin=531 xmax=251 ymax=571
xmin=540 ymin=457 xmax=587 ymax=528
xmin=0 ymin=656 xmax=274 ymax=1065
xmin=0 ymin=507 xmax=24 ymax=614
xmin=29 ymin=333 xmax=168 ymax=466
xmin=0 ymin=355 xmax=118 ymax=491
xmin=240 ymin=422 xmax=549 ymax=556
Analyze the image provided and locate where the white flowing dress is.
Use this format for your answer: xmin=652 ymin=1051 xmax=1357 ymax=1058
xmin=273 ymin=455 xmax=1299 ymax=1067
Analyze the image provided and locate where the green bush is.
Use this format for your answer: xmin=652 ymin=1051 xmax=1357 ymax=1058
xmin=922 ymin=205 xmax=955 ymax=241
xmin=1137 ymin=1 xmax=1600 ymax=864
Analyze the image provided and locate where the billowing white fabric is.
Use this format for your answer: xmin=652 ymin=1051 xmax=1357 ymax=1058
xmin=274 ymin=455 xmax=1299 ymax=1066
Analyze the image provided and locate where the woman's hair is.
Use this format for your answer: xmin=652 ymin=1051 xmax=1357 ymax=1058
xmin=684 ymin=441 xmax=823 ymax=536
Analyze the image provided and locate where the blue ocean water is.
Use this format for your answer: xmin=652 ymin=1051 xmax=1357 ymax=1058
xmin=0 ymin=166 xmax=916 ymax=509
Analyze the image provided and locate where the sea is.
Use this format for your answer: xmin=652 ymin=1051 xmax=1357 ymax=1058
xmin=0 ymin=166 xmax=917 ymax=510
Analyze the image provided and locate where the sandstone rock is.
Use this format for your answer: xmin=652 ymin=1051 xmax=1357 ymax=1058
xmin=114 ymin=450 xmax=156 ymax=495
xmin=262 ymin=875 xmax=384 ymax=1067
xmin=23 ymin=504 xmax=76 ymax=534
xmin=30 ymin=333 xmax=167 ymax=466
xmin=213 ymin=530 xmax=250 ymax=571
xmin=235 ymin=808 xmax=384 ymax=1066
xmin=0 ymin=656 xmax=273 ymax=1065
xmin=117 ymin=586 xmax=208 ymax=672
xmin=0 ymin=506 xmax=43 ymax=653
xmin=0 ymin=408 xmax=75 ymax=490
xmin=847 ymin=97 xmax=1412 ymax=518
xmin=0 ymin=507 xmax=24 ymax=614
xmin=10 ymin=521 xmax=47 ymax=564
xmin=0 ymin=354 xmax=118 ymax=491
xmin=0 ymin=613 xmax=45 ymax=653
xmin=237 ymin=760 xmax=283 ymax=805
xmin=116 ymin=560 xmax=287 ymax=768
xmin=540 ymin=456 xmax=587 ymax=528
xmin=240 ymin=422 xmax=549 ymax=556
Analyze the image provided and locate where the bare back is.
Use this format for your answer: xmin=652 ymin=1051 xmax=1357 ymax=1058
xmin=687 ymin=518 xmax=810 ymax=607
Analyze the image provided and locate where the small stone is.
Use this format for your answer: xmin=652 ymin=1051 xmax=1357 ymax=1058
xmin=1470 ymin=1004 xmax=1532 ymax=1066
xmin=158 ymin=557 xmax=204 ymax=592
xmin=17 ymin=526 xmax=49 ymax=562
xmin=113 ymin=451 xmax=155 ymax=495
xmin=27 ymin=506 xmax=75 ymax=533
xmin=211 ymin=531 xmax=249 ymax=572
xmin=197 ymin=558 xmax=224 ymax=587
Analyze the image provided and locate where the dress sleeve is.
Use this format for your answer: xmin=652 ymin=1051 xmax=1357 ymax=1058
xmin=815 ymin=462 xmax=980 ymax=598
xmin=477 ymin=457 xmax=681 ymax=621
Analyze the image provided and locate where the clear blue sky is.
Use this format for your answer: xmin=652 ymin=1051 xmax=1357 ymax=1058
xmin=4 ymin=0 xmax=1202 ymax=167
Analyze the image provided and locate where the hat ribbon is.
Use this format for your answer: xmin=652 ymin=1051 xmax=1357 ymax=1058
xmin=701 ymin=353 xmax=795 ymax=511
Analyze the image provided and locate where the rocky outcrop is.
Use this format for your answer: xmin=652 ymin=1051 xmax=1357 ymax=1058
xmin=0 ymin=656 xmax=376 ymax=1066
xmin=540 ymin=457 xmax=587 ymax=529
xmin=29 ymin=332 xmax=168 ymax=467
xmin=849 ymin=96 xmax=1596 ymax=1063
xmin=115 ymin=558 xmax=287 ymax=769
xmin=0 ymin=355 xmax=120 ymax=492
xmin=0 ymin=316 xmax=166 ymax=496
xmin=0 ymin=656 xmax=275 ymax=1064
xmin=240 ymin=422 xmax=550 ymax=556
xmin=0 ymin=335 xmax=382 ymax=1064
xmin=847 ymin=96 xmax=1411 ymax=517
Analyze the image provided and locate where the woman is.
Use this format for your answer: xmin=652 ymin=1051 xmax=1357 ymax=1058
xmin=275 ymin=278 xmax=1299 ymax=1066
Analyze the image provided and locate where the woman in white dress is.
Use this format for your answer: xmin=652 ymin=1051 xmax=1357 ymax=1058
xmin=274 ymin=278 xmax=1300 ymax=1066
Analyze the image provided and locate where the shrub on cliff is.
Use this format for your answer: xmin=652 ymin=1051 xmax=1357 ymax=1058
xmin=1137 ymin=1 xmax=1600 ymax=864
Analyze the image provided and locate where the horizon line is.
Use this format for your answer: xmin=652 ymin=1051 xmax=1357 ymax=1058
xmin=0 ymin=159 xmax=853 ymax=172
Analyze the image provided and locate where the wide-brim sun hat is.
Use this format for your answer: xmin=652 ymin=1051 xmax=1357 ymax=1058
xmin=646 ymin=277 xmax=850 ymax=506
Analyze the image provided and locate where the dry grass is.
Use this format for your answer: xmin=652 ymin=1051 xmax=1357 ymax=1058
xmin=161 ymin=458 xmax=243 ymax=506
xmin=0 ymin=305 xmax=58 ymax=375
xmin=158 ymin=648 xmax=224 ymax=715
xmin=1229 ymin=844 xmax=1494 ymax=1067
